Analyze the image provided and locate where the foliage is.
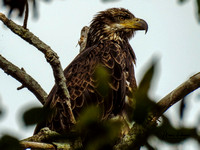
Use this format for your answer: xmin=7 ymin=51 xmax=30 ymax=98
xmin=0 ymin=105 xmax=3 ymax=119
xmin=76 ymin=106 xmax=122 ymax=150
xmin=1 ymin=0 xmax=51 ymax=18
xmin=131 ymin=60 xmax=158 ymax=124
xmin=197 ymin=0 xmax=200 ymax=21
xmin=154 ymin=116 xmax=199 ymax=144
xmin=0 ymin=135 xmax=20 ymax=150
xmin=22 ymin=106 xmax=50 ymax=126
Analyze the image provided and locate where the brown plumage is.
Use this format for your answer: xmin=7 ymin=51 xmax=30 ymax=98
xmin=35 ymin=8 xmax=148 ymax=133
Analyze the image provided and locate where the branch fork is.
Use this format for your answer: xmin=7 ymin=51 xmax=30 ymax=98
xmin=0 ymin=12 xmax=76 ymax=124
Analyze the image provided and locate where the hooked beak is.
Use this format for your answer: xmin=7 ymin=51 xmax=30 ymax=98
xmin=121 ymin=17 xmax=148 ymax=33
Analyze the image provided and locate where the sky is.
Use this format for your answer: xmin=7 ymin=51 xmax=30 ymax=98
xmin=0 ymin=0 xmax=200 ymax=149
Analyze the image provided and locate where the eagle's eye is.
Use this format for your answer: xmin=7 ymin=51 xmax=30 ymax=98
xmin=118 ymin=16 xmax=125 ymax=21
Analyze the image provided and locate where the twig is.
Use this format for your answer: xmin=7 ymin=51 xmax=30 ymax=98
xmin=0 ymin=54 xmax=47 ymax=104
xmin=0 ymin=12 xmax=76 ymax=124
xmin=23 ymin=0 xmax=29 ymax=29
xmin=17 ymin=84 xmax=25 ymax=90
xmin=114 ymin=72 xmax=200 ymax=150
xmin=17 ymin=68 xmax=26 ymax=90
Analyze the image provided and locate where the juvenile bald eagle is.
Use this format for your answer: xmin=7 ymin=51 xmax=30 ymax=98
xmin=35 ymin=8 xmax=148 ymax=133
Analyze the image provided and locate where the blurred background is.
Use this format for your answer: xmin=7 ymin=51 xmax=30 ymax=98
xmin=0 ymin=0 xmax=200 ymax=149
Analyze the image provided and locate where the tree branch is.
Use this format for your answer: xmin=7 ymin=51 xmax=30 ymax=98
xmin=0 ymin=54 xmax=47 ymax=104
xmin=22 ymin=127 xmax=60 ymax=142
xmin=23 ymin=0 xmax=29 ymax=29
xmin=114 ymin=72 xmax=200 ymax=150
xmin=20 ymin=141 xmax=55 ymax=149
xmin=0 ymin=12 xmax=76 ymax=125
xmin=21 ymin=127 xmax=71 ymax=150
xmin=155 ymin=72 xmax=200 ymax=119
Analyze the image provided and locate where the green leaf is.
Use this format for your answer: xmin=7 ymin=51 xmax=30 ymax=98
xmin=77 ymin=106 xmax=101 ymax=130
xmin=0 ymin=108 xmax=3 ymax=119
xmin=0 ymin=135 xmax=20 ymax=150
xmin=179 ymin=97 xmax=187 ymax=120
xmin=0 ymin=98 xmax=4 ymax=119
xmin=77 ymin=106 xmax=122 ymax=150
xmin=179 ymin=0 xmax=187 ymax=3
xmin=94 ymin=65 xmax=110 ymax=97
xmin=22 ymin=106 xmax=50 ymax=126
xmin=197 ymin=0 xmax=200 ymax=21
xmin=132 ymin=94 xmax=156 ymax=124
xmin=154 ymin=116 xmax=197 ymax=143
xmin=138 ymin=60 xmax=157 ymax=94
xmin=130 ymin=60 xmax=158 ymax=124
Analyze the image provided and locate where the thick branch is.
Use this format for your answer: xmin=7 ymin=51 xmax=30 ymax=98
xmin=0 ymin=12 xmax=76 ymax=124
xmin=155 ymin=72 xmax=200 ymax=118
xmin=0 ymin=54 xmax=47 ymax=104
xmin=114 ymin=72 xmax=200 ymax=150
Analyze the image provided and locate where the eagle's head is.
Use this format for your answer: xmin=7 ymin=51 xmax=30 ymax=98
xmin=86 ymin=8 xmax=148 ymax=47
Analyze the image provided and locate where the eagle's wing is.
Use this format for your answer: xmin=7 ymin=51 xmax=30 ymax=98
xmin=35 ymin=41 xmax=133 ymax=133
xmin=44 ymin=44 xmax=100 ymax=131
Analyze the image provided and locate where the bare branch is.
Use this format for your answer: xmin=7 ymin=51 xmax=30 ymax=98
xmin=20 ymin=141 xmax=55 ymax=149
xmin=0 ymin=54 xmax=47 ymax=104
xmin=0 ymin=12 xmax=76 ymax=124
xmin=155 ymin=72 xmax=200 ymax=119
